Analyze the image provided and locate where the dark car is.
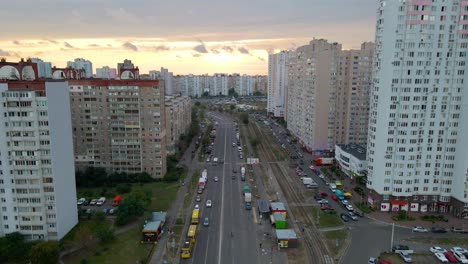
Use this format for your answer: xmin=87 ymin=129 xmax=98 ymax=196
xmin=353 ymin=210 xmax=364 ymax=217
xmin=392 ymin=245 xmax=409 ymax=252
xmin=233 ymin=168 xmax=237 ymax=173
xmin=340 ymin=213 xmax=350 ymax=222
xmin=83 ymin=199 xmax=91 ymax=206
xmin=431 ymin=227 xmax=447 ymax=233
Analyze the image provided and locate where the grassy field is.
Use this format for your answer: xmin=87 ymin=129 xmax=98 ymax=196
xmin=323 ymin=230 xmax=348 ymax=256
xmin=310 ymin=207 xmax=343 ymax=228
xmin=63 ymin=181 xmax=179 ymax=263
xmin=63 ymin=228 xmax=153 ymax=264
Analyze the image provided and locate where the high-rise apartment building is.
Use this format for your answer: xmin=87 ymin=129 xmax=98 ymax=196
xmin=165 ymin=96 xmax=192 ymax=155
xmin=67 ymin=58 xmax=93 ymax=78
xmin=367 ymin=0 xmax=468 ymax=215
xmin=96 ymin=66 xmax=117 ymax=79
xmin=268 ymin=50 xmax=292 ymax=118
xmin=0 ymin=80 xmax=78 ymax=240
xmin=30 ymin=58 xmax=52 ymax=78
xmin=69 ymin=80 xmax=167 ymax=178
xmin=286 ymin=39 xmax=341 ymax=151
xmin=211 ymin=74 xmax=228 ymax=96
xmin=336 ymin=42 xmax=374 ymax=145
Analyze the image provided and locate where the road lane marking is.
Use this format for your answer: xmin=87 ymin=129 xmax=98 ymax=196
xmin=217 ymin=122 xmax=228 ymax=264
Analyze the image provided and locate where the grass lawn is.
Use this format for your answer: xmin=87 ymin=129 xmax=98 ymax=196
xmin=323 ymin=230 xmax=349 ymax=256
xmin=310 ymin=207 xmax=343 ymax=228
xmin=62 ymin=228 xmax=153 ymax=264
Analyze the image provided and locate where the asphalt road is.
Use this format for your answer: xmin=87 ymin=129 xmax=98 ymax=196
xmin=189 ymin=113 xmax=260 ymax=264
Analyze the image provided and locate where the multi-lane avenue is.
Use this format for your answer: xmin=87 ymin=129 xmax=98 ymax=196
xmin=189 ymin=113 xmax=260 ymax=264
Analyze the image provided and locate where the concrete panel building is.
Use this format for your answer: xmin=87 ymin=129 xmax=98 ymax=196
xmin=69 ymin=79 xmax=167 ymax=178
xmin=165 ymin=96 xmax=192 ymax=155
xmin=268 ymin=50 xmax=292 ymax=118
xmin=67 ymin=58 xmax=93 ymax=78
xmin=0 ymin=80 xmax=78 ymax=240
xmin=367 ymin=0 xmax=468 ymax=215
xmin=96 ymin=66 xmax=117 ymax=79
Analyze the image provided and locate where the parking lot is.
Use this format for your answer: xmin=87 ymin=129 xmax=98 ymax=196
xmin=379 ymin=252 xmax=442 ymax=264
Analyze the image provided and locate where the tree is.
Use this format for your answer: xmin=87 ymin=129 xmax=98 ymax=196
xmin=194 ymin=101 xmax=201 ymax=107
xmin=115 ymin=193 xmax=145 ymax=226
xmin=0 ymin=232 xmax=29 ymax=262
xmin=94 ymin=225 xmax=115 ymax=243
xmin=29 ymin=241 xmax=59 ymax=264
xmin=240 ymin=113 xmax=249 ymax=124
xmin=230 ymin=105 xmax=235 ymax=110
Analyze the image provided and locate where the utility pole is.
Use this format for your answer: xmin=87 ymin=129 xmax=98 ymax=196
xmin=390 ymin=222 xmax=395 ymax=252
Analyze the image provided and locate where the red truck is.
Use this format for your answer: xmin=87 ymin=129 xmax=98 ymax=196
xmin=112 ymin=195 xmax=122 ymax=206
xmin=314 ymin=158 xmax=334 ymax=166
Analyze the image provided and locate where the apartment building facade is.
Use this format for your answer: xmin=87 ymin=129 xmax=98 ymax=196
xmin=165 ymin=96 xmax=192 ymax=155
xmin=67 ymin=58 xmax=93 ymax=78
xmin=69 ymin=79 xmax=167 ymax=178
xmin=268 ymin=50 xmax=292 ymax=118
xmin=0 ymin=80 xmax=78 ymax=240
xmin=367 ymin=0 xmax=468 ymax=215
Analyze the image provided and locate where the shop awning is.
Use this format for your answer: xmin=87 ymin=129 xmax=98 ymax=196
xmin=390 ymin=200 xmax=408 ymax=206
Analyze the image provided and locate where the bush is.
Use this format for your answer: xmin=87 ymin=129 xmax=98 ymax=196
xmin=29 ymin=241 xmax=59 ymax=264
xmin=392 ymin=211 xmax=415 ymax=221
xmin=116 ymin=183 xmax=132 ymax=194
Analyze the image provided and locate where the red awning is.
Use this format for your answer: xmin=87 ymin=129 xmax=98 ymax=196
xmin=390 ymin=200 xmax=408 ymax=206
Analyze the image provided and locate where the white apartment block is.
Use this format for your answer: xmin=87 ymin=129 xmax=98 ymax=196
xmin=367 ymin=0 xmax=468 ymax=215
xmin=211 ymin=73 xmax=228 ymax=96
xmin=335 ymin=144 xmax=367 ymax=178
xmin=0 ymin=81 xmax=78 ymax=240
xmin=30 ymin=58 xmax=52 ymax=78
xmin=268 ymin=50 xmax=291 ymax=118
xmin=67 ymin=58 xmax=93 ymax=78
xmin=239 ymin=75 xmax=254 ymax=96
xmin=96 ymin=66 xmax=117 ymax=79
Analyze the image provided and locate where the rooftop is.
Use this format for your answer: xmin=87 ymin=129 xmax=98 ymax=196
xmin=276 ymin=229 xmax=297 ymax=240
xmin=336 ymin=143 xmax=367 ymax=161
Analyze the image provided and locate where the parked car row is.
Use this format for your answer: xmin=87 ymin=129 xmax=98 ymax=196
xmin=385 ymin=245 xmax=468 ymax=263
xmin=77 ymin=197 xmax=106 ymax=206
xmin=412 ymin=226 xmax=449 ymax=233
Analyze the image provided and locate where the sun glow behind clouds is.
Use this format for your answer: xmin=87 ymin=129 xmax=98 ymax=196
xmin=0 ymin=37 xmax=300 ymax=74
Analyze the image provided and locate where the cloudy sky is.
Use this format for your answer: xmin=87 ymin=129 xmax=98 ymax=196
xmin=0 ymin=0 xmax=378 ymax=75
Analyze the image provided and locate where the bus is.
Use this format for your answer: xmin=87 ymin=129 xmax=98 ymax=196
xmin=191 ymin=209 xmax=200 ymax=224
xmin=181 ymin=225 xmax=198 ymax=258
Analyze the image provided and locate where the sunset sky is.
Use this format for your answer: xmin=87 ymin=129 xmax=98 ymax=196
xmin=0 ymin=0 xmax=378 ymax=75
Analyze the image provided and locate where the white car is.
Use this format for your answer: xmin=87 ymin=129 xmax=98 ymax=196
xmin=318 ymin=199 xmax=328 ymax=204
xmin=77 ymin=198 xmax=86 ymax=206
xmin=430 ymin=246 xmax=447 ymax=253
xmin=399 ymin=251 xmax=412 ymax=263
xmin=195 ymin=204 xmax=200 ymax=210
xmin=412 ymin=226 xmax=429 ymax=233
xmin=206 ymin=157 xmax=210 ymax=162
xmin=451 ymin=247 xmax=468 ymax=255
xmin=330 ymin=184 xmax=337 ymax=190
xmin=345 ymin=205 xmax=354 ymax=211
xmin=206 ymin=200 xmax=212 ymax=208
xmin=318 ymin=174 xmax=325 ymax=179
xmin=341 ymin=200 xmax=349 ymax=205
xmin=454 ymin=252 xmax=468 ymax=264
xmin=368 ymin=257 xmax=377 ymax=264
xmin=434 ymin=252 xmax=448 ymax=263
xmin=232 ymin=142 xmax=236 ymax=147
xmin=214 ymin=176 xmax=219 ymax=182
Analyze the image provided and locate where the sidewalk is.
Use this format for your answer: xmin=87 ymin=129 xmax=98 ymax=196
xmin=335 ymin=172 xmax=467 ymax=230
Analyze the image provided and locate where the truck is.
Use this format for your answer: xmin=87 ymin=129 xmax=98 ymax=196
xmin=242 ymin=185 xmax=250 ymax=195
xmin=199 ymin=171 xmax=207 ymax=189
xmin=244 ymin=192 xmax=252 ymax=210
xmin=314 ymin=158 xmax=334 ymax=166
xmin=302 ymin=177 xmax=318 ymax=188
xmin=334 ymin=190 xmax=345 ymax=200
xmin=241 ymin=166 xmax=246 ymax=181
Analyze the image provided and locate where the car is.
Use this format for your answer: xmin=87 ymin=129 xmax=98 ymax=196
xmin=353 ymin=210 xmax=364 ymax=217
xmin=320 ymin=192 xmax=328 ymax=197
xmin=368 ymin=257 xmax=377 ymax=264
xmin=102 ymin=208 xmax=109 ymax=214
xmin=412 ymin=226 xmax=429 ymax=233
xmin=346 ymin=204 xmax=354 ymax=211
xmin=331 ymin=195 xmax=338 ymax=201
xmin=434 ymin=252 xmax=449 ymax=263
xmin=330 ymin=183 xmax=337 ymax=189
xmin=430 ymin=246 xmax=447 ymax=253
xmin=233 ymin=168 xmax=237 ymax=173
xmin=86 ymin=208 xmax=94 ymax=214
xmin=319 ymin=174 xmax=325 ymax=179
xmin=454 ymin=252 xmax=468 ymax=263
xmin=314 ymin=195 xmax=323 ymax=201
xmin=77 ymin=198 xmax=86 ymax=206
xmin=321 ymin=206 xmax=334 ymax=211
xmin=432 ymin=227 xmax=448 ymax=233
xmin=195 ymin=195 xmax=201 ymax=202
xmin=206 ymin=200 xmax=212 ymax=208
xmin=203 ymin=217 xmax=209 ymax=227
xmin=392 ymin=245 xmax=410 ymax=252
xmin=444 ymin=252 xmax=458 ymax=263
xmin=108 ymin=208 xmax=115 ymax=215
xmin=341 ymin=200 xmax=349 ymax=205
xmin=239 ymin=154 xmax=243 ymax=159
xmin=206 ymin=157 xmax=210 ymax=162
xmin=214 ymin=176 xmax=219 ymax=182
xmin=399 ymin=251 xmax=412 ymax=263
xmin=89 ymin=199 xmax=98 ymax=205
xmin=451 ymin=247 xmax=468 ymax=255
xmin=340 ymin=213 xmax=350 ymax=222
xmin=195 ymin=204 xmax=200 ymax=209
xmin=318 ymin=199 xmax=328 ymax=204
xmin=347 ymin=212 xmax=358 ymax=221
xmin=232 ymin=174 xmax=236 ymax=179
xmin=378 ymin=260 xmax=392 ymax=264
xmin=232 ymin=142 xmax=236 ymax=147
xmin=238 ymin=147 xmax=242 ymax=152
xmin=197 ymin=189 xmax=203 ymax=194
